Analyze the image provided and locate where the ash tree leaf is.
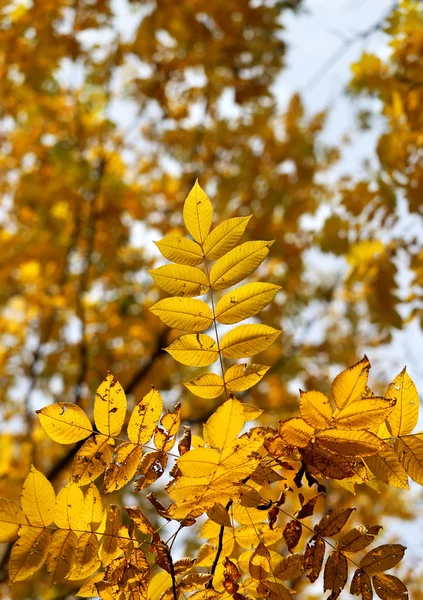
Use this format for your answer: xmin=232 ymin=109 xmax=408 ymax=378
xmin=215 ymin=281 xmax=281 ymax=324
xmin=315 ymin=429 xmax=383 ymax=457
xmin=365 ymin=442 xmax=409 ymax=489
xmin=315 ymin=508 xmax=355 ymax=537
xmin=224 ymin=363 xmax=270 ymax=393
xmin=332 ymin=355 xmax=371 ymax=410
xmin=204 ymin=396 xmax=246 ymax=450
xmin=104 ymin=442 xmax=143 ymax=493
xmin=279 ymin=418 xmax=314 ymax=448
xmin=324 ymin=551 xmax=348 ymax=600
xmin=337 ymin=525 xmax=381 ymax=554
xmin=68 ymin=532 xmax=100 ymax=580
xmin=94 ymin=373 xmax=127 ymax=437
xmin=72 ymin=434 xmax=114 ymax=485
xmin=360 ymin=544 xmax=406 ymax=575
xmin=305 ymin=535 xmax=326 ymax=583
xmin=220 ymin=324 xmax=281 ymax=359
xmin=9 ymin=527 xmax=51 ymax=584
xmin=165 ymin=334 xmax=218 ymax=366
xmin=150 ymin=297 xmax=213 ymax=332
xmin=209 ymin=240 xmax=274 ymax=290
xmin=183 ymin=180 xmax=214 ymax=244
xmin=36 ymin=402 xmax=93 ymax=443
xmin=46 ymin=529 xmax=78 ymax=583
xmin=82 ymin=483 xmax=104 ymax=532
xmin=274 ymin=553 xmax=305 ymax=580
xmin=333 ymin=397 xmax=396 ymax=430
xmin=0 ymin=498 xmax=27 ymax=542
xmin=100 ymin=505 xmax=122 ymax=567
xmin=206 ymin=503 xmax=232 ymax=527
xmin=350 ymin=569 xmax=373 ymax=600
xmin=21 ymin=465 xmax=55 ymax=527
xmin=154 ymin=236 xmax=203 ymax=266
xmin=299 ymin=390 xmax=332 ymax=429
xmin=249 ymin=541 xmax=271 ymax=580
xmin=283 ymin=520 xmax=302 ymax=552
xmin=394 ymin=434 xmax=423 ymax=485
xmin=149 ymin=264 xmax=209 ymax=297
xmin=127 ymin=386 xmax=163 ymax=446
xmin=373 ymin=574 xmax=408 ymax=600
xmin=203 ymin=215 xmax=252 ymax=261
xmin=185 ymin=372 xmax=225 ymax=399
xmin=386 ymin=367 xmax=419 ymax=437
xmin=177 ymin=447 xmax=220 ymax=477
xmin=54 ymin=482 xmax=84 ymax=529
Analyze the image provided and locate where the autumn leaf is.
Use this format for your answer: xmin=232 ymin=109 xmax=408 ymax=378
xmin=36 ymin=402 xmax=93 ymax=443
xmin=94 ymin=374 xmax=127 ymax=437
xmin=386 ymin=368 xmax=419 ymax=437
xmin=209 ymin=241 xmax=274 ymax=290
xmin=150 ymin=297 xmax=213 ymax=332
xmin=215 ymin=282 xmax=281 ymax=324
xmin=183 ymin=180 xmax=214 ymax=244
xmin=332 ymin=356 xmax=371 ymax=410
xmin=203 ymin=215 xmax=252 ymax=261
xmin=220 ymin=324 xmax=281 ymax=359
xmin=155 ymin=235 xmax=203 ymax=266
xmin=165 ymin=334 xmax=218 ymax=366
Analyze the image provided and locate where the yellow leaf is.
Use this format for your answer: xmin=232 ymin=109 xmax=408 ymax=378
xmin=235 ymin=523 xmax=283 ymax=549
xmin=334 ymin=397 xmax=396 ymax=430
xmin=224 ymin=363 xmax=269 ymax=393
xmin=100 ymin=505 xmax=121 ymax=567
xmin=204 ymin=396 xmax=245 ymax=450
xmin=76 ymin=572 xmax=104 ymax=597
xmin=127 ymin=386 xmax=163 ymax=447
xmin=394 ymin=435 xmax=423 ymax=485
xmin=72 ymin=434 xmax=114 ymax=486
xmin=21 ymin=465 xmax=55 ymax=526
xmin=46 ymin=529 xmax=78 ymax=583
xmin=316 ymin=429 xmax=383 ymax=457
xmin=82 ymin=484 xmax=104 ymax=532
xmin=365 ymin=443 xmax=409 ymax=489
xmin=150 ymin=297 xmax=213 ymax=332
xmin=206 ymin=503 xmax=232 ymax=527
xmin=360 ymin=544 xmax=406 ymax=574
xmin=249 ymin=541 xmax=271 ymax=580
xmin=68 ymin=532 xmax=100 ymax=580
xmin=165 ymin=334 xmax=218 ymax=366
xmin=332 ymin=356 xmax=370 ymax=410
xmin=104 ymin=442 xmax=143 ymax=493
xmin=209 ymin=241 xmax=274 ymax=290
xmin=55 ymin=482 xmax=84 ymax=530
xmin=215 ymin=282 xmax=280 ymax=325
xmin=279 ymin=418 xmax=314 ymax=448
xmin=149 ymin=264 xmax=209 ymax=297
xmin=94 ymin=373 xmax=127 ymax=437
xmin=148 ymin=571 xmax=172 ymax=600
xmin=0 ymin=499 xmax=26 ymax=542
xmin=36 ymin=402 xmax=93 ymax=444
xmin=220 ymin=324 xmax=281 ymax=359
xmin=178 ymin=447 xmax=220 ymax=477
xmin=155 ymin=235 xmax=203 ymax=266
xmin=386 ymin=368 xmax=419 ymax=437
xmin=183 ymin=180 xmax=214 ymax=244
xmin=299 ymin=391 xmax=332 ymax=429
xmin=185 ymin=372 xmax=225 ymax=398
xmin=9 ymin=527 xmax=51 ymax=583
xmin=203 ymin=215 xmax=252 ymax=261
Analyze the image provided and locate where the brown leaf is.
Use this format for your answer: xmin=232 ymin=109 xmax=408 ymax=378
xmin=315 ymin=508 xmax=355 ymax=537
xmin=274 ymin=553 xmax=305 ymax=580
xmin=206 ymin=503 xmax=231 ymax=527
xmin=296 ymin=495 xmax=321 ymax=519
xmin=178 ymin=426 xmax=191 ymax=456
xmin=373 ymin=574 xmax=408 ymax=600
xmin=350 ymin=569 xmax=373 ymax=599
xmin=305 ymin=535 xmax=326 ymax=583
xmin=324 ymin=551 xmax=348 ymax=600
xmin=249 ymin=542 xmax=271 ymax=581
xmin=360 ymin=544 xmax=406 ymax=575
xmin=283 ymin=520 xmax=302 ymax=552
xmin=337 ymin=525 xmax=381 ymax=553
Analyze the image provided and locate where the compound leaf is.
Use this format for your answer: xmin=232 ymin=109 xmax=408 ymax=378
xmin=127 ymin=386 xmax=163 ymax=446
xmin=149 ymin=264 xmax=209 ymax=297
xmin=332 ymin=356 xmax=370 ymax=410
xmin=224 ymin=363 xmax=269 ymax=393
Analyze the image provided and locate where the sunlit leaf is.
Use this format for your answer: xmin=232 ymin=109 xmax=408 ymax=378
xmin=209 ymin=241 xmax=274 ymax=290
xmin=224 ymin=363 xmax=269 ymax=393
xmin=36 ymin=402 xmax=93 ymax=444
xmin=215 ymin=282 xmax=280 ymax=324
xmin=72 ymin=434 xmax=114 ymax=486
xmin=9 ymin=527 xmax=51 ymax=583
xmin=94 ymin=373 xmax=127 ymax=437
xmin=394 ymin=435 xmax=423 ymax=485
xmin=332 ymin=356 xmax=370 ymax=410
xmin=185 ymin=372 xmax=225 ymax=398
xmin=21 ymin=465 xmax=55 ymax=527
xmin=155 ymin=235 xmax=203 ymax=266
xmin=360 ymin=544 xmax=406 ymax=574
xmin=300 ymin=390 xmax=332 ymax=429
xmin=165 ymin=334 xmax=218 ymax=366
xmin=0 ymin=499 xmax=26 ymax=542
xmin=149 ymin=264 xmax=209 ymax=297
xmin=386 ymin=368 xmax=419 ymax=437
xmin=46 ymin=529 xmax=78 ymax=583
xmin=316 ymin=429 xmax=383 ymax=457
xmin=104 ymin=442 xmax=143 ymax=493
xmin=183 ymin=180 xmax=214 ymax=244
xmin=220 ymin=324 xmax=281 ymax=359
xmin=334 ymin=397 xmax=395 ymax=430
xmin=203 ymin=215 xmax=252 ymax=261
xmin=54 ymin=482 xmax=84 ymax=529
xmin=150 ymin=297 xmax=213 ymax=332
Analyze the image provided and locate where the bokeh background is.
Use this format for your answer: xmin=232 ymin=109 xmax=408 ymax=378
xmin=1 ymin=0 xmax=423 ymax=597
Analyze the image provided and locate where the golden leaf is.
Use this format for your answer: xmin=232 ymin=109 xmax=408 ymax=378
xmin=334 ymin=397 xmax=396 ymax=430
xmin=206 ymin=503 xmax=232 ymax=527
xmin=365 ymin=443 xmax=409 ymax=489
xmin=204 ymin=396 xmax=245 ymax=450
xmin=215 ymin=281 xmax=280 ymax=324
xmin=386 ymin=368 xmax=419 ymax=437
xmin=279 ymin=418 xmax=314 ymax=448
xmin=224 ymin=363 xmax=269 ymax=393
xmin=46 ymin=529 xmax=78 ymax=583
xmin=183 ymin=180 xmax=213 ymax=244
xmin=315 ymin=429 xmax=383 ymax=457
xmin=394 ymin=435 xmax=423 ymax=485
xmin=54 ymin=482 xmax=84 ymax=529
xmin=21 ymin=465 xmax=55 ymax=527
xmin=72 ymin=434 xmax=114 ymax=485
xmin=68 ymin=532 xmax=100 ymax=580
xmin=155 ymin=235 xmax=203 ymax=266
xmin=147 ymin=571 xmax=172 ymax=600
xmin=178 ymin=447 xmax=221 ymax=477
xmin=249 ymin=541 xmax=271 ymax=580
xmin=82 ymin=484 xmax=104 ymax=532
xmin=94 ymin=373 xmax=127 ymax=437
xmin=9 ymin=527 xmax=51 ymax=583
xmin=76 ymin=573 xmax=104 ymax=597
xmin=150 ymin=297 xmax=213 ymax=332
xmin=274 ymin=553 xmax=305 ymax=580
xmin=203 ymin=215 xmax=252 ymax=261
xmin=332 ymin=356 xmax=370 ymax=410
xmin=104 ymin=442 xmax=143 ymax=493
xmin=299 ymin=391 xmax=332 ymax=429
xmin=165 ymin=334 xmax=218 ymax=366
xmin=235 ymin=523 xmax=283 ymax=549
xmin=36 ymin=402 xmax=93 ymax=444
xmin=127 ymin=386 xmax=163 ymax=446
xmin=100 ymin=504 xmax=122 ymax=567
xmin=0 ymin=498 xmax=27 ymax=542
xmin=185 ymin=372 xmax=225 ymax=399
xmin=209 ymin=240 xmax=274 ymax=290
xmin=149 ymin=264 xmax=209 ymax=297
xmin=220 ymin=324 xmax=281 ymax=359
